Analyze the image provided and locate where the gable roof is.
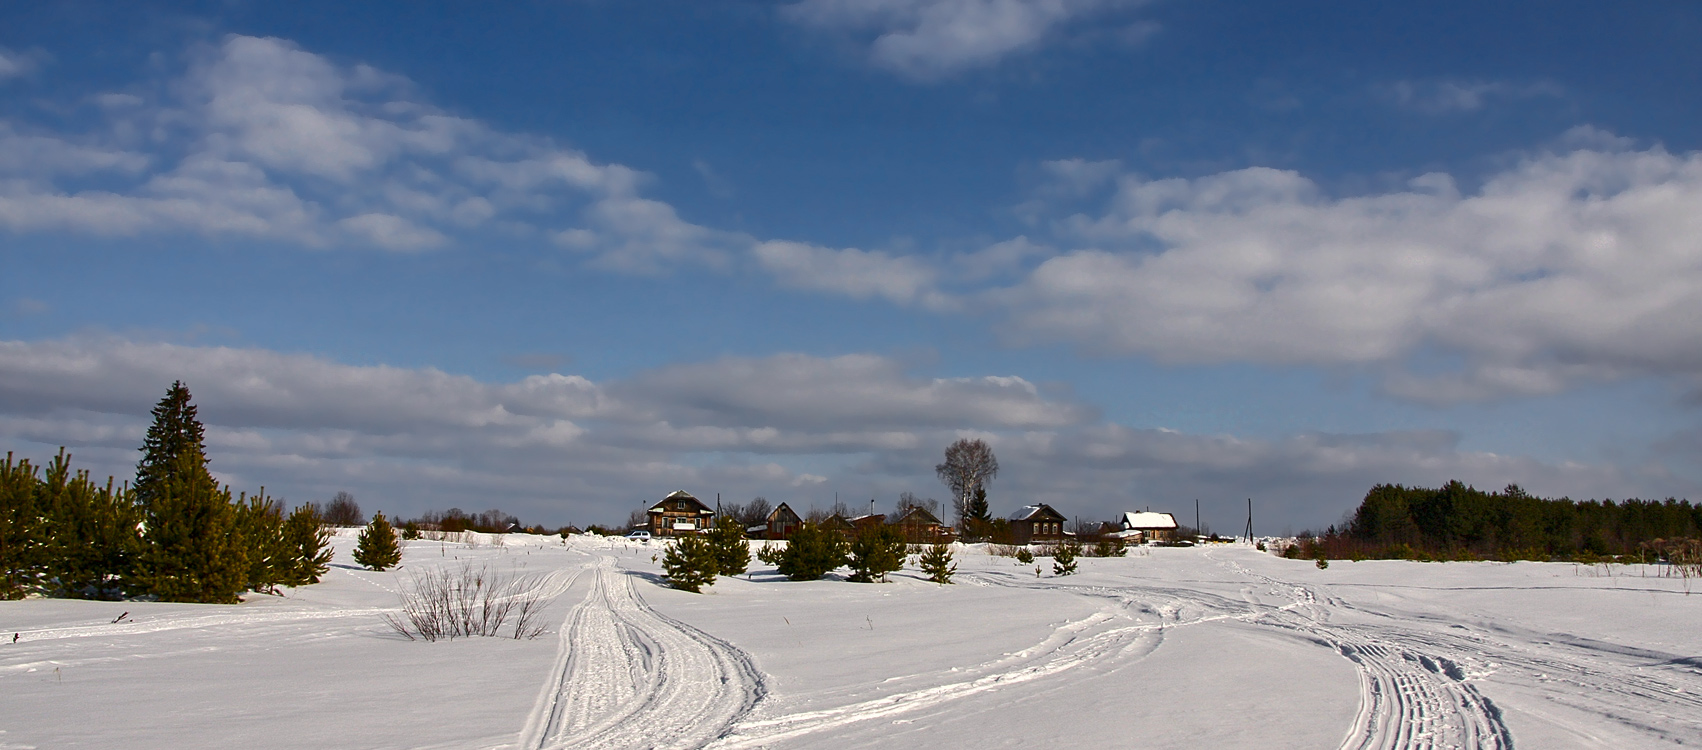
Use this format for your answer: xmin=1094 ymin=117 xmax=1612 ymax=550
xmin=767 ymin=502 xmax=801 ymax=523
xmin=1122 ymin=511 xmax=1177 ymax=530
xmin=649 ymin=490 xmax=713 ymax=514
xmin=1008 ymin=504 xmax=1066 ymax=522
xmin=891 ymin=507 xmax=943 ymax=526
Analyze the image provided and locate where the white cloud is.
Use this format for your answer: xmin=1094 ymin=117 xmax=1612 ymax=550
xmin=0 ymin=47 xmax=40 ymax=81
xmin=753 ymin=240 xmax=948 ymax=307
xmin=782 ymin=0 xmax=1147 ymax=80
xmin=5 ymin=336 xmax=1679 ymax=530
xmin=996 ymin=138 xmax=1702 ymax=402
xmin=1378 ymin=79 xmax=1565 ymax=115
xmin=0 ymin=35 xmax=725 ymax=265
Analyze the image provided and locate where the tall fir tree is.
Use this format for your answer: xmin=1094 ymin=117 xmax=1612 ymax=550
xmin=134 ymin=381 xmax=207 ymax=507
xmin=133 ymin=383 xmax=247 ymax=603
xmin=966 ymin=485 xmax=992 ymax=525
xmin=353 ymin=511 xmax=402 ymax=571
xmin=136 ymin=448 xmax=248 ymax=603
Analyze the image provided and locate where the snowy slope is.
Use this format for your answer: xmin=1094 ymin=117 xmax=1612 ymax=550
xmin=3 ymin=534 xmax=1698 ymax=749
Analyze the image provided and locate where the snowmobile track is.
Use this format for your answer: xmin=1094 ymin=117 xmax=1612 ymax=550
xmin=518 ymin=556 xmax=765 ymax=750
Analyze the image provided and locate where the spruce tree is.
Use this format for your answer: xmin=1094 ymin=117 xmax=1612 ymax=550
xmin=353 ymin=511 xmax=402 ymax=571
xmin=662 ymin=533 xmax=719 ymax=592
xmin=136 ymin=449 xmax=248 ymax=603
xmin=966 ymin=485 xmax=992 ymax=524
xmin=132 ymin=383 xmax=248 ymax=603
xmin=847 ymin=524 xmax=906 ymax=582
xmin=1052 ymin=542 xmax=1079 ymax=576
xmin=705 ymin=515 xmax=750 ymax=577
xmin=282 ymin=502 xmax=332 ymax=585
xmin=134 ymin=381 xmax=207 ymax=508
xmin=919 ymin=543 xmax=955 ymax=584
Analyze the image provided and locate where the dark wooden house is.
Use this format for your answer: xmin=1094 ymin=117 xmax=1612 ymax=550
xmin=819 ymin=514 xmax=855 ymax=538
xmin=1008 ymin=504 xmax=1067 ymax=544
xmin=647 ymin=490 xmax=715 ymax=537
xmin=891 ymin=507 xmax=952 ymax=544
xmin=766 ymin=502 xmax=803 ymax=540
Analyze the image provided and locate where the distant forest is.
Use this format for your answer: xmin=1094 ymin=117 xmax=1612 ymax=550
xmin=1292 ymin=481 xmax=1701 ymax=563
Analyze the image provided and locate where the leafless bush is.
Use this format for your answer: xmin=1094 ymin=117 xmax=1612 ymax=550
xmin=1644 ymin=538 xmax=1702 ymax=585
xmin=986 ymin=544 xmax=1019 ymax=557
xmin=383 ymin=563 xmax=550 ymax=641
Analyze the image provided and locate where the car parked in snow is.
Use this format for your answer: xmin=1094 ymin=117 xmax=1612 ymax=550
xmin=626 ymin=530 xmax=652 ymax=541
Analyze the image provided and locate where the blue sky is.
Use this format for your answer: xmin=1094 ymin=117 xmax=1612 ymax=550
xmin=3 ymin=1 xmax=1701 ymax=533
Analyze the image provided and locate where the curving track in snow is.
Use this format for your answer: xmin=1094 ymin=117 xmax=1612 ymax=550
xmin=518 ymin=555 xmax=765 ymax=750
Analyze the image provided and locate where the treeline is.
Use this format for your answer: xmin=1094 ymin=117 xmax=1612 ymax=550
xmin=0 ymin=382 xmax=332 ymax=603
xmin=1290 ymin=481 xmax=1702 ymax=562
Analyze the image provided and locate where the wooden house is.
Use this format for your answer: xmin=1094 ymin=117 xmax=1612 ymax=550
xmin=819 ymin=514 xmax=855 ymax=538
xmin=1119 ymin=511 xmax=1178 ymax=542
xmin=647 ymin=490 xmax=715 ymax=537
xmin=1008 ymin=504 xmax=1067 ymax=544
xmin=890 ymin=507 xmax=952 ymax=544
xmin=765 ymin=502 xmax=803 ymax=540
xmin=850 ymin=514 xmax=887 ymax=535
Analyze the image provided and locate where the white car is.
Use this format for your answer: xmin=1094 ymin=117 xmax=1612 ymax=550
xmin=626 ymin=530 xmax=652 ymax=541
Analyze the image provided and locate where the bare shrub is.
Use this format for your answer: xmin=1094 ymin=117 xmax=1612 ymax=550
xmin=382 ymin=563 xmax=550 ymax=641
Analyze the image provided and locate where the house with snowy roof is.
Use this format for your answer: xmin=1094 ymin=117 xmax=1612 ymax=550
xmin=1008 ymin=504 xmax=1067 ymax=544
xmin=1118 ymin=511 xmax=1179 ymax=542
xmin=647 ymin=490 xmax=715 ymax=537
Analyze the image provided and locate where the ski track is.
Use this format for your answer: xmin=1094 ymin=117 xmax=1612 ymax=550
xmin=518 ymin=555 xmax=765 ymax=750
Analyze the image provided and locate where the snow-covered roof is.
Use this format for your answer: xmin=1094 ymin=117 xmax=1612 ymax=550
xmin=1122 ymin=511 xmax=1177 ymax=530
xmin=1008 ymin=504 xmax=1063 ymax=521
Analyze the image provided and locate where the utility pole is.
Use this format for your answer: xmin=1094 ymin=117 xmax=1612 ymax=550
xmin=1244 ymin=498 xmax=1253 ymax=543
xmin=1195 ymin=499 xmax=1200 ymax=538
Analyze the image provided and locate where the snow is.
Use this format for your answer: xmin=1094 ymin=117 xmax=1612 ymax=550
xmin=3 ymin=534 xmax=1700 ymax=749
xmin=1121 ymin=511 xmax=1178 ymax=529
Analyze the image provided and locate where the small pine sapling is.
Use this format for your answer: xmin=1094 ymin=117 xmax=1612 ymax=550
xmin=919 ymin=543 xmax=955 ymax=584
xmin=1014 ymin=548 xmax=1034 ymax=565
xmin=401 ymin=521 xmax=421 ymax=540
xmin=705 ymin=516 xmax=751 ymax=577
xmin=662 ymin=534 xmax=718 ymax=593
xmin=776 ymin=523 xmax=850 ymax=581
xmin=755 ymin=543 xmax=783 ymax=566
xmin=353 ymin=511 xmax=402 ymax=571
xmin=1053 ymin=542 xmax=1078 ymax=576
xmin=847 ymin=524 xmax=906 ymax=583
xmin=282 ymin=502 xmax=332 ymax=585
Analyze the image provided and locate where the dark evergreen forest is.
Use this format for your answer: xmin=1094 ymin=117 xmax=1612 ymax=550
xmin=1289 ymin=481 xmax=1702 ymax=563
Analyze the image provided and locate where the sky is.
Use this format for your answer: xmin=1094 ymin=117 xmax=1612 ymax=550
xmin=2 ymin=0 xmax=1701 ymax=534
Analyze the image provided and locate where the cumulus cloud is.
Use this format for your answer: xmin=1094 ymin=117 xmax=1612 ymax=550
xmin=995 ymin=136 xmax=1702 ymax=402
xmin=781 ymin=0 xmax=1149 ymax=80
xmin=0 ymin=35 xmax=727 ymax=266
xmin=4 ymin=336 xmax=1681 ymax=530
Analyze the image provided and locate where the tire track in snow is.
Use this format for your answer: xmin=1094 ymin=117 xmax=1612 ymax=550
xmin=1216 ymin=556 xmax=1514 ymax=750
xmin=711 ymin=568 xmax=1285 ymax=748
xmin=518 ymin=555 xmax=764 ymax=750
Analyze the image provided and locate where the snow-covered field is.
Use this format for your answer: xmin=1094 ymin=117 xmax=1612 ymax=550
xmin=4 ymin=532 xmax=1699 ymax=749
